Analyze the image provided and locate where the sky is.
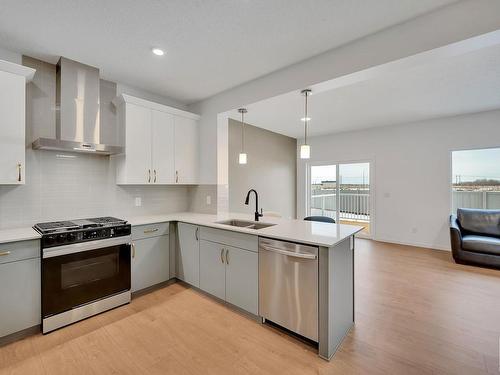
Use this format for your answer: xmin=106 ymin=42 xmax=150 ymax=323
xmin=311 ymin=163 xmax=369 ymax=185
xmin=452 ymin=148 xmax=500 ymax=182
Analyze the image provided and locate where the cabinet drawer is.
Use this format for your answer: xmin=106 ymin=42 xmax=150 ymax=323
xmin=0 ymin=240 xmax=39 ymax=265
xmin=132 ymin=222 xmax=169 ymax=240
xmin=199 ymin=226 xmax=258 ymax=252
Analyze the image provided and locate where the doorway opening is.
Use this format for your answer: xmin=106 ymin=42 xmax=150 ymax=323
xmin=308 ymin=162 xmax=372 ymax=237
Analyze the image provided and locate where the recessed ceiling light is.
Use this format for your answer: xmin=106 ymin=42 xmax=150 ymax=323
xmin=301 ymin=117 xmax=311 ymax=122
xmin=152 ymin=48 xmax=164 ymax=56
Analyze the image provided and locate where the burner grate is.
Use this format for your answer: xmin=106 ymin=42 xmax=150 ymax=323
xmin=87 ymin=217 xmax=127 ymax=225
xmin=34 ymin=221 xmax=79 ymax=233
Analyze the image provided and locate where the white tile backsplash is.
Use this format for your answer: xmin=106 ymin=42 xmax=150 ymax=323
xmin=0 ymin=149 xmax=190 ymax=229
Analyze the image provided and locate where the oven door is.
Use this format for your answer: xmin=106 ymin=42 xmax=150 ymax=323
xmin=42 ymin=237 xmax=131 ymax=319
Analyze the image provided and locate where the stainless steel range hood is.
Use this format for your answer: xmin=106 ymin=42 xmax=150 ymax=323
xmin=32 ymin=57 xmax=123 ymax=155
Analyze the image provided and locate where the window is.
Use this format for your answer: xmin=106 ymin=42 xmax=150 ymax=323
xmin=451 ymin=147 xmax=500 ymax=213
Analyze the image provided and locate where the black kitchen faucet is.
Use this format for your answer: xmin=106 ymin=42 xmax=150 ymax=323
xmin=245 ymin=189 xmax=263 ymax=221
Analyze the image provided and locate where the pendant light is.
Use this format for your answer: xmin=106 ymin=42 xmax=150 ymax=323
xmin=238 ymin=108 xmax=248 ymax=164
xmin=300 ymin=89 xmax=312 ymax=159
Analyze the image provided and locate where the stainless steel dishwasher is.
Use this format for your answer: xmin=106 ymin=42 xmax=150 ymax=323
xmin=259 ymin=237 xmax=318 ymax=342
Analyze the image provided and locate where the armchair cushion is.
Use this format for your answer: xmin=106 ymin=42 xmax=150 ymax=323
xmin=457 ymin=208 xmax=500 ymax=237
xmin=462 ymin=235 xmax=500 ymax=256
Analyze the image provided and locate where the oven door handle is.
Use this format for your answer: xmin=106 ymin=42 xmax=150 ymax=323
xmin=43 ymin=236 xmax=132 ymax=258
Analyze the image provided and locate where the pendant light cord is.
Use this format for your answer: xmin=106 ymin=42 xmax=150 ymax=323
xmin=304 ymin=92 xmax=308 ymax=144
xmin=241 ymin=111 xmax=245 ymax=152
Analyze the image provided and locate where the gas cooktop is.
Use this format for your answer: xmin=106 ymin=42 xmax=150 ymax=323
xmin=34 ymin=216 xmax=127 ymax=235
xmin=34 ymin=216 xmax=130 ymax=248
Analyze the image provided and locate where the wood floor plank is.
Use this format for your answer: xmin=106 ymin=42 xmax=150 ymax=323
xmin=0 ymin=239 xmax=499 ymax=374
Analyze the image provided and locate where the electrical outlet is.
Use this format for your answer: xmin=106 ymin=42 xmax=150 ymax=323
xmin=206 ymin=195 xmax=211 ymax=205
xmin=135 ymin=197 xmax=142 ymax=207
xmin=411 ymin=227 xmax=418 ymax=234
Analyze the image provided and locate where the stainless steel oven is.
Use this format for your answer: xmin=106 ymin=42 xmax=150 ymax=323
xmin=36 ymin=218 xmax=131 ymax=333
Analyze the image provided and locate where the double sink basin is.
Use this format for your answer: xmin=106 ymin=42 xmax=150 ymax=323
xmin=215 ymin=219 xmax=276 ymax=230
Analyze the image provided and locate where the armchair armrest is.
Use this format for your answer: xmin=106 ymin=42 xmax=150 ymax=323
xmin=449 ymin=214 xmax=462 ymax=252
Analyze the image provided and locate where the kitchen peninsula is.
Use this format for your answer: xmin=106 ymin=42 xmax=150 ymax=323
xmin=141 ymin=212 xmax=362 ymax=361
xmin=0 ymin=212 xmax=361 ymax=360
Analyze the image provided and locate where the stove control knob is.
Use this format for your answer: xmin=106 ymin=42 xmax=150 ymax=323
xmin=57 ymin=234 xmax=67 ymax=244
xmin=45 ymin=235 xmax=56 ymax=246
xmin=67 ymin=233 xmax=77 ymax=242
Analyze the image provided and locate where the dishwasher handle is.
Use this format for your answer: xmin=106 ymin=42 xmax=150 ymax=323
xmin=260 ymin=244 xmax=317 ymax=260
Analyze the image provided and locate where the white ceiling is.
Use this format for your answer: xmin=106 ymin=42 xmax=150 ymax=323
xmin=229 ymin=42 xmax=500 ymax=138
xmin=0 ymin=0 xmax=458 ymax=104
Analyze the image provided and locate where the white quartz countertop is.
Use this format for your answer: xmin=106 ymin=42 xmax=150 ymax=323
xmin=128 ymin=212 xmax=363 ymax=247
xmin=0 ymin=227 xmax=41 ymax=244
xmin=0 ymin=212 xmax=363 ymax=247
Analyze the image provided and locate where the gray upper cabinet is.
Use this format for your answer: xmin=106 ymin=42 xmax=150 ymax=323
xmin=177 ymin=222 xmax=200 ymax=287
xmin=131 ymin=223 xmax=170 ymax=293
xmin=199 ymin=240 xmax=226 ymax=300
xmin=0 ymin=240 xmax=40 ymax=338
xmin=225 ymin=245 xmax=258 ymax=315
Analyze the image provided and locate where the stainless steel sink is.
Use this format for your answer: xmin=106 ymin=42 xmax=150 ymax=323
xmin=215 ymin=219 xmax=276 ymax=230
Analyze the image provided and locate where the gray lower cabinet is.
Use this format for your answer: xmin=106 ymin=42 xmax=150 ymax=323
xmin=177 ymin=222 xmax=200 ymax=287
xmin=199 ymin=240 xmax=225 ymax=300
xmin=132 ymin=226 xmax=170 ymax=293
xmin=0 ymin=240 xmax=41 ymax=338
xmin=199 ymin=239 xmax=258 ymax=315
xmin=225 ymin=245 xmax=258 ymax=315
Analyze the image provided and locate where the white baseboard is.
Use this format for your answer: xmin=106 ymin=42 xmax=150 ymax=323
xmin=372 ymin=236 xmax=451 ymax=252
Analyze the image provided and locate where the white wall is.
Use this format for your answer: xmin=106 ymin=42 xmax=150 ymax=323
xmin=228 ymin=119 xmax=296 ymax=219
xmin=189 ymin=0 xmax=500 ymax=185
xmin=297 ymin=109 xmax=500 ymax=250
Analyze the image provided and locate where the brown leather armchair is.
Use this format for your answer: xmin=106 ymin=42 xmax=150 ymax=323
xmin=450 ymin=208 xmax=500 ymax=269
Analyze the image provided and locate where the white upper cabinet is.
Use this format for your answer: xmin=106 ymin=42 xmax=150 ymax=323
xmin=118 ymin=103 xmax=151 ymax=184
xmin=152 ymin=110 xmax=175 ymax=184
xmin=174 ymin=116 xmax=199 ymax=184
xmin=113 ymin=94 xmax=200 ymax=185
xmin=0 ymin=60 xmax=35 ymax=185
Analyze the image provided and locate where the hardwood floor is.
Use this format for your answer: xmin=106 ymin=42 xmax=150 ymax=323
xmin=1 ymin=239 xmax=499 ymax=374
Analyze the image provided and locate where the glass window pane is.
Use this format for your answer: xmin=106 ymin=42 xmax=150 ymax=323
xmin=310 ymin=165 xmax=336 ymax=220
xmin=339 ymin=163 xmax=370 ymax=235
xmin=452 ymin=148 xmax=500 ymax=213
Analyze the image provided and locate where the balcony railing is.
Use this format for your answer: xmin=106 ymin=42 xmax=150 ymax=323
xmin=310 ymin=192 xmax=370 ymax=221
xmin=452 ymin=191 xmax=500 ymax=212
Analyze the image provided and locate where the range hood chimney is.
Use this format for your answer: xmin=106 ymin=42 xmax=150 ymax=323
xmin=32 ymin=57 xmax=123 ymax=155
